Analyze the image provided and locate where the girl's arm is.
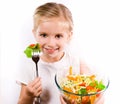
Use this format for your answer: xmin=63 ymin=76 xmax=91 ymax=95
xmin=60 ymin=96 xmax=67 ymax=104
xmin=80 ymin=60 xmax=93 ymax=74
xmin=18 ymin=84 xmax=34 ymax=104
xmin=18 ymin=77 xmax=42 ymax=104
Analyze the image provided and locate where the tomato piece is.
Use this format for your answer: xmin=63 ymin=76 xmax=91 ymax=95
xmin=79 ymin=82 xmax=86 ymax=86
xmin=86 ymin=86 xmax=94 ymax=91
xmin=81 ymin=96 xmax=90 ymax=103
xmin=29 ymin=44 xmax=35 ymax=48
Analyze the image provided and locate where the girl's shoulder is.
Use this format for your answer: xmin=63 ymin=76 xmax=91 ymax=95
xmin=64 ymin=50 xmax=81 ymax=62
xmin=64 ymin=50 xmax=81 ymax=73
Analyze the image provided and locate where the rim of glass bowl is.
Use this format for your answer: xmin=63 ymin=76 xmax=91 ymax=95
xmin=55 ymin=74 xmax=110 ymax=96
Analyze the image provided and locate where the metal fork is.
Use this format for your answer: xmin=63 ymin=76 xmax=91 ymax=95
xmin=32 ymin=50 xmax=41 ymax=104
xmin=32 ymin=50 xmax=40 ymax=77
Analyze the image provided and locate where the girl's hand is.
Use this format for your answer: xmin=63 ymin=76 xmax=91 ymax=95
xmin=18 ymin=77 xmax=42 ymax=104
xmin=26 ymin=77 xmax=42 ymax=97
xmin=60 ymin=96 xmax=67 ymax=104
xmin=95 ymin=95 xmax=104 ymax=104
xmin=60 ymin=95 xmax=77 ymax=104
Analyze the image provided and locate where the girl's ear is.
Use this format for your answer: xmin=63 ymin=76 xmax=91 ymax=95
xmin=70 ymin=31 xmax=73 ymax=39
xmin=68 ymin=31 xmax=73 ymax=42
xmin=32 ymin=29 xmax=37 ymax=40
xmin=32 ymin=29 xmax=37 ymax=41
xmin=32 ymin=29 xmax=35 ymax=37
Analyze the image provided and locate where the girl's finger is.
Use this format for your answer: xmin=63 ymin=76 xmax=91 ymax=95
xmin=26 ymin=77 xmax=42 ymax=97
xmin=31 ymin=77 xmax=41 ymax=87
xmin=60 ymin=96 xmax=67 ymax=104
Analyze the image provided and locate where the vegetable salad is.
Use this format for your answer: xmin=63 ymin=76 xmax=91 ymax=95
xmin=60 ymin=67 xmax=106 ymax=104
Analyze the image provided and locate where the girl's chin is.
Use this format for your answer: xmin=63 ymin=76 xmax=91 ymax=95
xmin=44 ymin=49 xmax=58 ymax=55
xmin=44 ymin=51 xmax=61 ymax=58
xmin=46 ymin=53 xmax=58 ymax=58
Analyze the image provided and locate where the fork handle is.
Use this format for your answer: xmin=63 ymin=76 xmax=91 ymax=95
xmin=36 ymin=63 xmax=39 ymax=77
xmin=35 ymin=96 xmax=40 ymax=104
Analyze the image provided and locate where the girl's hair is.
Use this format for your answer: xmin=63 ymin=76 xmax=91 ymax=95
xmin=33 ymin=2 xmax=73 ymax=31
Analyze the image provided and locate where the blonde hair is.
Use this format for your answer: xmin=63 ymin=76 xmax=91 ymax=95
xmin=33 ymin=2 xmax=73 ymax=31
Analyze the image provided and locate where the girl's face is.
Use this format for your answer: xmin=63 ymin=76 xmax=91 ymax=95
xmin=33 ymin=18 xmax=72 ymax=62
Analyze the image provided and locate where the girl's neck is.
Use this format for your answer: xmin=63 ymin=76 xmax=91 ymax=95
xmin=41 ymin=52 xmax=64 ymax=63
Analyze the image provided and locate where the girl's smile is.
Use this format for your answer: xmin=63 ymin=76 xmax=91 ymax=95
xmin=44 ymin=47 xmax=59 ymax=54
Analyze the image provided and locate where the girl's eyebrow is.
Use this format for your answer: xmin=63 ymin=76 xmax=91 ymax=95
xmin=38 ymin=32 xmax=47 ymax=34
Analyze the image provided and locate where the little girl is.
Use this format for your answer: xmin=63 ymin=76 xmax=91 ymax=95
xmin=17 ymin=2 xmax=104 ymax=104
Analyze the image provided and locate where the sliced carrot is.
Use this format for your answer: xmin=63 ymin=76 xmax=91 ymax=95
xmin=69 ymin=66 xmax=73 ymax=75
xmin=90 ymin=75 xmax=96 ymax=80
xmin=67 ymin=75 xmax=78 ymax=81
xmin=90 ymin=95 xmax=96 ymax=104
xmin=63 ymin=86 xmax=72 ymax=92
xmin=70 ymin=95 xmax=78 ymax=100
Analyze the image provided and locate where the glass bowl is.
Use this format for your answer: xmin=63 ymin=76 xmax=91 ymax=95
xmin=55 ymin=67 xmax=110 ymax=104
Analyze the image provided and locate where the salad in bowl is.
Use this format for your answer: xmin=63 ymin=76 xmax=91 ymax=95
xmin=55 ymin=66 xmax=109 ymax=104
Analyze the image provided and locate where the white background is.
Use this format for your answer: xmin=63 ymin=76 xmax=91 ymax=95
xmin=0 ymin=0 xmax=120 ymax=104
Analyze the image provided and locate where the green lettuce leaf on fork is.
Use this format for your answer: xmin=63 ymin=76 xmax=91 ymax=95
xmin=24 ymin=43 xmax=41 ymax=58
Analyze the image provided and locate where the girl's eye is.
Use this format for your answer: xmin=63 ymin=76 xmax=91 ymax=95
xmin=55 ymin=34 xmax=63 ymax=39
xmin=39 ymin=33 xmax=47 ymax=37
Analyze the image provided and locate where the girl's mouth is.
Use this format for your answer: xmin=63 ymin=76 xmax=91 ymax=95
xmin=45 ymin=48 xmax=58 ymax=54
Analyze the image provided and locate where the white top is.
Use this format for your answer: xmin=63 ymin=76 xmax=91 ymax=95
xmin=17 ymin=51 xmax=81 ymax=104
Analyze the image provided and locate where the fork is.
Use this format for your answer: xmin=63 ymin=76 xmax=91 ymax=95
xmin=32 ymin=49 xmax=41 ymax=104
xmin=32 ymin=50 xmax=40 ymax=77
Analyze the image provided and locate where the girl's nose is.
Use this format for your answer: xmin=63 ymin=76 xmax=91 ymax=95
xmin=47 ymin=37 xmax=55 ymax=47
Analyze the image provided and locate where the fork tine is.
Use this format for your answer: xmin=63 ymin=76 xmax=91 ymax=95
xmin=32 ymin=49 xmax=40 ymax=77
